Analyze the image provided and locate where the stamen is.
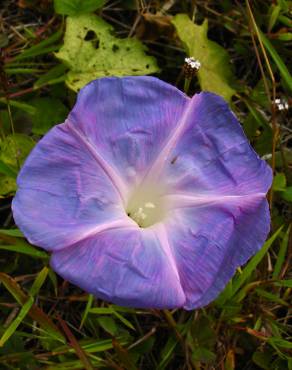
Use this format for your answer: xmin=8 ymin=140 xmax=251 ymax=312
xmin=126 ymin=185 xmax=166 ymax=228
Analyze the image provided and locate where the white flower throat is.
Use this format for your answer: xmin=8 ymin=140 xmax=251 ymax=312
xmin=126 ymin=184 xmax=166 ymax=228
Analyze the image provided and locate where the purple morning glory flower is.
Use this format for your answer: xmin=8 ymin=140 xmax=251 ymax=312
xmin=12 ymin=77 xmax=272 ymax=310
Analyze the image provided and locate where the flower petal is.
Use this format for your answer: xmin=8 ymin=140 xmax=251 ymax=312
xmin=164 ymin=195 xmax=270 ymax=309
xmin=157 ymin=92 xmax=272 ymax=195
xmin=50 ymin=227 xmax=186 ymax=308
xmin=68 ymin=76 xmax=189 ymax=187
xmin=12 ymin=122 xmax=131 ymax=251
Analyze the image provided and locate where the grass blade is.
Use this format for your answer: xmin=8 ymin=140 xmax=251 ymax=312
xmin=0 ymin=296 xmax=34 ymax=347
xmin=0 ymin=273 xmax=65 ymax=343
xmin=231 ymin=226 xmax=283 ymax=297
xmin=58 ymin=315 xmax=94 ymax=370
xmin=0 ymin=244 xmax=48 ymax=259
xmin=80 ymin=294 xmax=94 ymax=329
xmin=12 ymin=29 xmax=62 ymax=61
xmin=272 ymin=224 xmax=291 ymax=279
xmin=29 ymin=266 xmax=49 ymax=297
xmin=259 ymin=30 xmax=292 ymax=91
xmin=0 ymin=229 xmax=23 ymax=237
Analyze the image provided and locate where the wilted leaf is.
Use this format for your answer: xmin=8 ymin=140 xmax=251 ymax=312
xmin=225 ymin=349 xmax=235 ymax=370
xmin=54 ymin=0 xmax=106 ymax=16
xmin=172 ymin=14 xmax=236 ymax=101
xmin=55 ymin=14 xmax=159 ymax=91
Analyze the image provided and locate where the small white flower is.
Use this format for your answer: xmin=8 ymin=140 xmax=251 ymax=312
xmin=275 ymin=98 xmax=289 ymax=111
xmin=184 ymin=57 xmax=201 ymax=70
xmin=261 ymin=153 xmax=272 ymax=160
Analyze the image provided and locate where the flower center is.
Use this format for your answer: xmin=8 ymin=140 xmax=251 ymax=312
xmin=126 ymin=184 xmax=166 ymax=228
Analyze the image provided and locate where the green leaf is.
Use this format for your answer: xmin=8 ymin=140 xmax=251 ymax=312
xmin=55 ymin=14 xmax=159 ymax=91
xmin=172 ymin=14 xmax=236 ymax=101
xmin=269 ymin=337 xmax=292 ymax=350
xmin=278 ymin=14 xmax=292 ymax=27
xmin=281 ymin=187 xmax=292 ymax=202
xmin=0 ymin=175 xmax=16 ymax=196
xmin=242 ymin=97 xmax=272 ymax=155
xmin=192 ymin=347 xmax=216 ymax=364
xmin=111 ymin=310 xmax=135 ymax=331
xmin=97 ymin=316 xmax=118 ymax=336
xmin=273 ymin=172 xmax=286 ymax=191
xmin=190 ymin=317 xmax=215 ymax=348
xmin=249 ymin=80 xmax=270 ymax=109
xmin=276 ymin=33 xmax=292 ymax=41
xmin=0 ymin=134 xmax=35 ymax=195
xmin=0 ymin=134 xmax=35 ymax=168
xmin=0 ymin=160 xmax=18 ymax=178
xmin=54 ymin=0 xmax=106 ymax=16
xmin=253 ymin=351 xmax=273 ymax=369
xmin=29 ymin=97 xmax=68 ymax=135
xmin=268 ymin=4 xmax=281 ymax=32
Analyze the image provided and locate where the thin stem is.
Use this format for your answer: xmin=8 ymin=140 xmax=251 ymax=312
xmin=184 ymin=77 xmax=191 ymax=94
xmin=245 ymin=0 xmax=277 ymax=209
